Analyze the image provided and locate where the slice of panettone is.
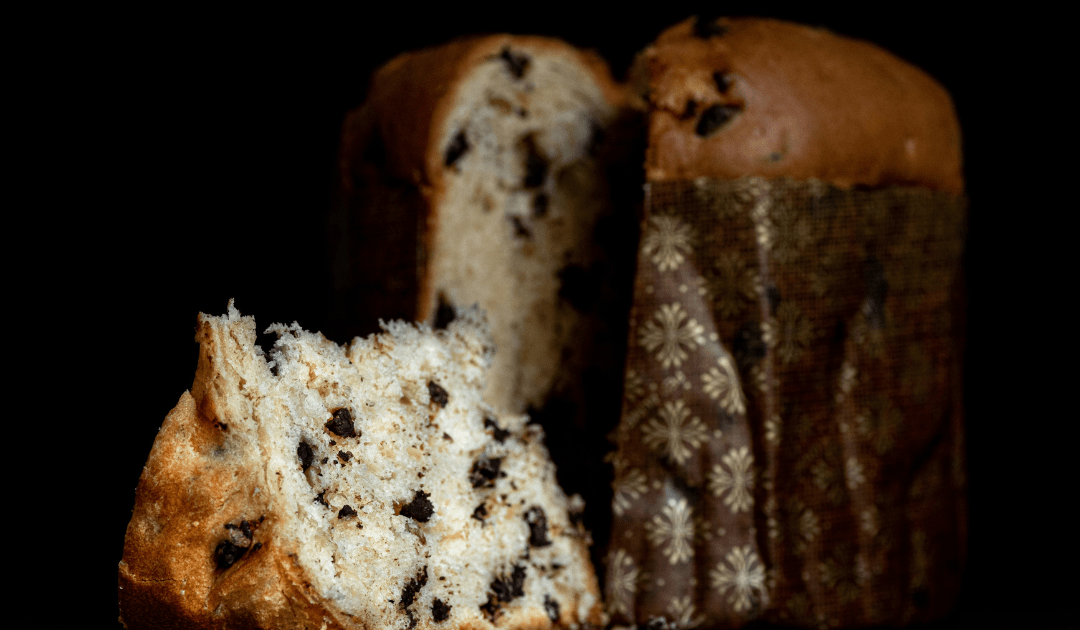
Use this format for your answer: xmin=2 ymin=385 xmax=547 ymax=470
xmin=118 ymin=301 xmax=603 ymax=629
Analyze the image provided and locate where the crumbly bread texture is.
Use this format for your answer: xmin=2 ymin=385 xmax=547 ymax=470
xmin=332 ymin=34 xmax=640 ymax=417
xmin=637 ymin=16 xmax=963 ymax=192
xmin=118 ymin=302 xmax=604 ymax=629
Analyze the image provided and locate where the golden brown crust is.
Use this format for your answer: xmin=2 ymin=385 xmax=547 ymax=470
xmin=338 ymin=34 xmax=628 ymax=317
xmin=642 ymin=17 xmax=963 ymax=192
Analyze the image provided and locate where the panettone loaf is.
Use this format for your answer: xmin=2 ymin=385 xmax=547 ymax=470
xmin=605 ymin=17 xmax=967 ymax=628
xmin=331 ymin=34 xmax=640 ymax=418
xmin=118 ymin=301 xmax=603 ymax=629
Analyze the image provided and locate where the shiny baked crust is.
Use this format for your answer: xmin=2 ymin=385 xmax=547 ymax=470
xmin=640 ymin=17 xmax=963 ymax=192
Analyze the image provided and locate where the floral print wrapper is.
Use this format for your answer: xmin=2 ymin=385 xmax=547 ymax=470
xmin=605 ymin=178 xmax=967 ymax=628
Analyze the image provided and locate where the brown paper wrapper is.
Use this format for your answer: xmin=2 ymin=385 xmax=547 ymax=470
xmin=605 ymin=178 xmax=967 ymax=628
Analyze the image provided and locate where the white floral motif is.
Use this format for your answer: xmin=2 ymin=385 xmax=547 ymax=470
xmin=846 ymin=457 xmax=867 ymax=490
xmin=642 ymin=401 xmax=709 ymax=465
xmin=702 ymin=354 xmax=746 ymax=415
xmin=640 ymin=302 xmax=706 ymax=369
xmin=641 ymin=214 xmax=693 ymax=272
xmin=776 ymin=302 xmax=814 ymax=364
xmin=667 ymin=595 xmax=705 ymax=628
xmin=605 ymin=549 xmax=639 ymax=618
xmin=708 ymin=446 xmax=755 ymax=513
xmin=711 ymin=545 xmax=766 ymax=613
xmin=612 ymin=468 xmax=648 ymax=516
xmin=765 ymin=413 xmax=781 ymax=444
xmin=645 ymin=497 xmax=696 ymax=564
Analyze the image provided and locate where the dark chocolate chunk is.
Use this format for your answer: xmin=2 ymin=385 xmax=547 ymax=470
xmin=693 ymin=15 xmax=728 ymax=38
xmin=499 ymin=47 xmax=529 ymax=78
xmin=483 ymin=417 xmax=510 ymax=443
xmin=532 ymin=193 xmax=548 ymax=218
xmin=442 ymin=432 xmax=453 ymax=441
xmin=404 ymin=610 xmax=417 ymax=629
xmin=400 ymin=490 xmax=434 ymax=522
xmin=543 ymin=595 xmax=560 ymax=622
xmin=320 ymin=457 xmax=328 ymax=465
xmin=214 ymin=540 xmax=247 ymax=569
xmin=472 ymin=504 xmax=488 ymax=521
xmin=511 ymin=216 xmax=532 ymax=238
xmin=428 ymin=381 xmax=449 ymax=408
xmin=338 ymin=450 xmax=353 ymax=463
xmin=524 ymin=506 xmax=551 ymax=547
xmin=315 ymin=491 xmax=330 ymax=507
xmin=714 ymin=71 xmax=731 ymax=93
xmin=681 ymin=99 xmax=697 ymax=120
xmin=239 ymin=520 xmax=253 ymax=540
xmin=433 ymin=295 xmax=456 ymax=330
xmin=297 ymin=441 xmax=314 ymax=471
xmin=338 ymin=505 xmax=357 ymax=519
xmin=480 ymin=595 xmax=499 ymax=620
xmin=696 ymin=104 xmax=741 ymax=137
xmin=469 ymin=456 xmax=502 ymax=488
xmin=400 ymin=565 xmax=429 ymax=608
xmin=325 ymin=408 xmax=357 ymax=438
xmin=329 ymin=440 xmax=337 ymax=446
xmin=557 ymin=264 xmax=599 ymax=312
xmin=523 ymin=139 xmax=548 ymax=188
xmin=250 ymin=542 xmax=262 ymax=553
xmin=432 ymin=598 xmax=451 ymax=622
xmin=490 ymin=565 xmax=526 ymax=602
xmin=444 ymin=130 xmax=469 ymax=167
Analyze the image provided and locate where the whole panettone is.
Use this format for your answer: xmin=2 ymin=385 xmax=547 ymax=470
xmin=605 ymin=16 xmax=967 ymax=628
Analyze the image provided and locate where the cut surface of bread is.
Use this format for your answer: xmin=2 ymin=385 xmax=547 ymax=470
xmin=118 ymin=302 xmax=603 ymax=629
xmin=334 ymin=34 xmax=640 ymax=417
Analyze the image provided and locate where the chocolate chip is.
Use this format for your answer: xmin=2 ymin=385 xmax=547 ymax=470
xmin=338 ymin=505 xmax=357 ymax=519
xmin=325 ymin=408 xmax=357 ymax=438
xmin=490 ymin=565 xmax=526 ymax=602
xmin=472 ymin=504 xmax=488 ymax=521
xmin=214 ymin=540 xmax=247 ymax=569
xmin=338 ymin=450 xmax=353 ymax=462
xmin=432 ymin=598 xmax=451 ymax=622
xmin=479 ymin=596 xmax=499 ymax=620
xmin=544 ymin=595 xmax=560 ymax=622
xmin=444 ymin=130 xmax=468 ymax=167
xmin=297 ymin=441 xmax=314 ymax=471
xmin=329 ymin=440 xmax=337 ymax=446
xmin=524 ymin=506 xmax=551 ymax=547
xmin=250 ymin=542 xmax=262 ymax=553
xmin=693 ymin=15 xmax=727 ymax=38
xmin=400 ymin=490 xmax=434 ymax=522
xmin=499 ymin=47 xmax=529 ymax=78
xmin=714 ymin=71 xmax=731 ymax=93
xmin=239 ymin=520 xmax=253 ymax=540
xmin=315 ymin=491 xmax=329 ymax=507
xmin=532 ymin=193 xmax=548 ymax=218
xmin=681 ymin=99 xmax=697 ymax=120
xmin=442 ymin=432 xmax=453 ymax=441
xmin=696 ymin=104 xmax=741 ymax=137
xmin=557 ymin=264 xmax=599 ymax=312
xmin=404 ymin=610 xmax=417 ymax=629
xmin=469 ymin=456 xmax=502 ymax=488
xmin=483 ymin=417 xmax=510 ymax=443
xmin=320 ymin=457 xmax=328 ymax=464
xmin=433 ymin=295 xmax=456 ymax=330
xmin=511 ymin=216 xmax=531 ymax=238
xmin=523 ymin=138 xmax=548 ymax=188
xmin=400 ymin=565 xmax=429 ymax=608
xmin=428 ymin=381 xmax=449 ymax=408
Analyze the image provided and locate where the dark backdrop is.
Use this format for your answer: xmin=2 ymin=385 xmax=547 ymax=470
xmin=61 ymin=6 xmax=1069 ymax=628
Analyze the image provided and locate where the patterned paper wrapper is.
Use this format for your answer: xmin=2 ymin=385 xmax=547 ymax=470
xmin=605 ymin=178 xmax=967 ymax=629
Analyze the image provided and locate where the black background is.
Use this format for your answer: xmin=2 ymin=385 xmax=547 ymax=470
xmin=47 ymin=5 xmax=1071 ymax=628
